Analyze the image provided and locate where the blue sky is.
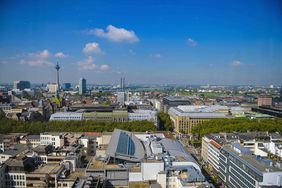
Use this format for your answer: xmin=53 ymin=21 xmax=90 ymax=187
xmin=0 ymin=0 xmax=281 ymax=85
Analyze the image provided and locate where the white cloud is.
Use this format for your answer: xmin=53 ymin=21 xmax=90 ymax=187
xmin=78 ymin=56 xmax=97 ymax=70
xmin=231 ymin=60 xmax=243 ymax=66
xmin=187 ymin=38 xmax=198 ymax=47
xmin=100 ymin=64 xmax=110 ymax=71
xmin=55 ymin=52 xmax=67 ymax=58
xmin=20 ymin=59 xmax=53 ymax=66
xmin=78 ymin=57 xmax=111 ymax=71
xmin=29 ymin=49 xmax=50 ymax=59
xmin=18 ymin=49 xmax=68 ymax=66
xmin=152 ymin=53 xmax=162 ymax=58
xmin=83 ymin=42 xmax=103 ymax=54
xmin=20 ymin=49 xmax=53 ymax=66
xmin=88 ymin=25 xmax=139 ymax=43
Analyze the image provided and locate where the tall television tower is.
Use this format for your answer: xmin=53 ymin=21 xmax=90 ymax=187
xmin=55 ymin=62 xmax=60 ymax=94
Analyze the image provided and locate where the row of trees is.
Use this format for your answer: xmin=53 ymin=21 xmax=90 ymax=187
xmin=192 ymin=118 xmax=282 ymax=138
xmin=0 ymin=111 xmax=156 ymax=134
xmin=158 ymin=112 xmax=174 ymax=131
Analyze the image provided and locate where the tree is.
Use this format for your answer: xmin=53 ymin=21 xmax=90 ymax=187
xmin=158 ymin=112 xmax=174 ymax=131
xmin=22 ymin=91 xmax=33 ymax=100
xmin=192 ymin=118 xmax=282 ymax=139
xmin=0 ymin=110 xmax=6 ymax=120
xmin=0 ymin=117 xmax=156 ymax=134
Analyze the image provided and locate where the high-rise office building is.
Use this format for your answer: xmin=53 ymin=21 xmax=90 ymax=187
xmin=120 ymin=77 xmax=126 ymax=91
xmin=13 ymin=81 xmax=31 ymax=90
xmin=79 ymin=78 xmax=86 ymax=95
xmin=120 ymin=78 xmax=123 ymax=90
xmin=62 ymin=83 xmax=71 ymax=90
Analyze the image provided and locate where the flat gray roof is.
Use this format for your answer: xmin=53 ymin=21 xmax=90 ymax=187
xmin=164 ymin=96 xmax=190 ymax=101
xmin=159 ymin=139 xmax=199 ymax=166
xmin=27 ymin=135 xmax=40 ymax=140
xmin=169 ymin=107 xmax=227 ymax=118
xmin=1 ymin=144 xmax=28 ymax=156
xmin=224 ymin=145 xmax=282 ymax=173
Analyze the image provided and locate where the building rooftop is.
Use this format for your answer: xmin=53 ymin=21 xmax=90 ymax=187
xmin=70 ymin=104 xmax=116 ymax=111
xmin=159 ymin=139 xmax=201 ymax=171
xmin=129 ymin=109 xmax=157 ymax=114
xmin=40 ymin=132 xmax=66 ymax=136
xmin=32 ymin=145 xmax=53 ymax=154
xmin=49 ymin=112 xmax=83 ymax=121
xmin=129 ymin=182 xmax=150 ymax=188
xmin=5 ymin=155 xmax=35 ymax=172
xmin=106 ymin=129 xmax=145 ymax=162
xmin=26 ymin=135 xmax=40 ymax=140
xmin=129 ymin=165 xmax=141 ymax=172
xmin=83 ymin=110 xmax=128 ymax=117
xmin=1 ymin=144 xmax=28 ymax=156
xmin=66 ymin=169 xmax=85 ymax=180
xmin=50 ymin=112 xmax=83 ymax=116
xmin=231 ymin=143 xmax=252 ymax=154
xmin=159 ymin=139 xmax=196 ymax=163
xmin=88 ymin=157 xmax=121 ymax=170
xmin=168 ymin=106 xmax=227 ymax=118
xmin=224 ymin=145 xmax=282 ymax=174
xmin=167 ymin=166 xmax=206 ymax=183
xmin=31 ymin=164 xmax=63 ymax=174
xmin=163 ymin=96 xmax=190 ymax=102
xmin=177 ymin=105 xmax=229 ymax=113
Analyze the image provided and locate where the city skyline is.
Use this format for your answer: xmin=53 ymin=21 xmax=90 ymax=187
xmin=0 ymin=0 xmax=282 ymax=85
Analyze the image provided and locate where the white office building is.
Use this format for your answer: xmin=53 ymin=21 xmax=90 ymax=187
xmin=128 ymin=110 xmax=157 ymax=125
xmin=49 ymin=112 xmax=83 ymax=121
xmin=201 ymin=135 xmax=224 ymax=173
xmin=40 ymin=133 xmax=65 ymax=148
xmin=207 ymin=140 xmax=221 ymax=172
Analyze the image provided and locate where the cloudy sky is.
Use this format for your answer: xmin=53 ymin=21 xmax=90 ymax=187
xmin=0 ymin=0 xmax=282 ymax=85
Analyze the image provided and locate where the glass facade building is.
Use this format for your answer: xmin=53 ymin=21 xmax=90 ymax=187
xmin=79 ymin=78 xmax=86 ymax=95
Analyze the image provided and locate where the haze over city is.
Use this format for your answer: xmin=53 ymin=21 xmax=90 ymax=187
xmin=1 ymin=1 xmax=282 ymax=188
xmin=1 ymin=0 xmax=282 ymax=85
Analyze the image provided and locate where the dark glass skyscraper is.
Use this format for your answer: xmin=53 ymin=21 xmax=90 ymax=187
xmin=79 ymin=78 xmax=86 ymax=95
xmin=63 ymin=83 xmax=71 ymax=90
xmin=13 ymin=81 xmax=31 ymax=90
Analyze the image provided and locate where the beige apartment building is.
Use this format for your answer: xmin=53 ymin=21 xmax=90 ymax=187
xmin=257 ymin=95 xmax=273 ymax=106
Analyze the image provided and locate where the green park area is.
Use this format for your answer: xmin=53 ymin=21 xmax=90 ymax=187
xmin=192 ymin=118 xmax=282 ymax=138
